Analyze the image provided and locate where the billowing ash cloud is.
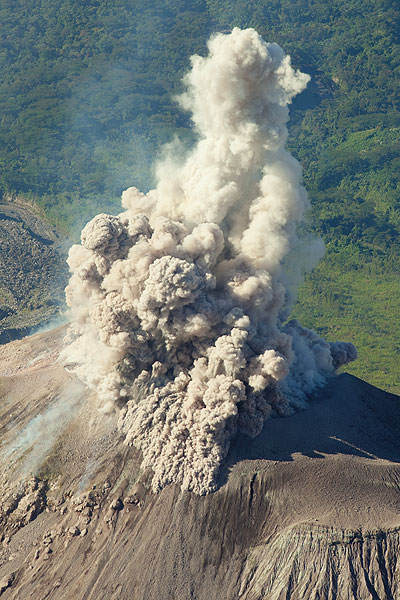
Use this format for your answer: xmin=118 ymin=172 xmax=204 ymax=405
xmin=62 ymin=28 xmax=357 ymax=495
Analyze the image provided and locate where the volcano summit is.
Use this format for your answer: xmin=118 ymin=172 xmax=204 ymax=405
xmin=0 ymin=328 xmax=398 ymax=599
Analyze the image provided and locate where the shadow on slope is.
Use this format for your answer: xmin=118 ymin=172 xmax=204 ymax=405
xmin=226 ymin=372 xmax=400 ymax=468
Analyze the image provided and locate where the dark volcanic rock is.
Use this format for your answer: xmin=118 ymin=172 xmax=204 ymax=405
xmin=0 ymin=199 xmax=68 ymax=342
xmin=0 ymin=329 xmax=399 ymax=599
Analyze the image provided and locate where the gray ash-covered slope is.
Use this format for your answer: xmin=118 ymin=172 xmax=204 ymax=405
xmin=0 ymin=198 xmax=68 ymax=343
xmin=0 ymin=327 xmax=399 ymax=600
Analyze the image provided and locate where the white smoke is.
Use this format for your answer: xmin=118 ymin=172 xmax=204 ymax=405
xmin=3 ymin=381 xmax=85 ymax=477
xmin=62 ymin=28 xmax=357 ymax=495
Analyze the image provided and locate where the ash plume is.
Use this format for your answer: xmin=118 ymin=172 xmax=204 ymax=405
xmin=62 ymin=28 xmax=356 ymax=495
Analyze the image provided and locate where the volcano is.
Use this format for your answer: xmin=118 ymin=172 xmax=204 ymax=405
xmin=0 ymin=327 xmax=399 ymax=599
xmin=62 ymin=28 xmax=356 ymax=497
xmin=0 ymin=27 xmax=397 ymax=600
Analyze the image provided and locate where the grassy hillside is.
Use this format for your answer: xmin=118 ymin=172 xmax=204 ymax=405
xmin=0 ymin=0 xmax=399 ymax=392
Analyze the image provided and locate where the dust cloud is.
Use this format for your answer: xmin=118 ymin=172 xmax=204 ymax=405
xmin=62 ymin=28 xmax=356 ymax=494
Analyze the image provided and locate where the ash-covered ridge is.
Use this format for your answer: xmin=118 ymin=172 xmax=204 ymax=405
xmin=62 ymin=28 xmax=356 ymax=495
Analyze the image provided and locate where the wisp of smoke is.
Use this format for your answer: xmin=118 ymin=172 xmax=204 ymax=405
xmin=62 ymin=28 xmax=357 ymax=495
xmin=29 ymin=311 xmax=69 ymax=338
xmin=3 ymin=381 xmax=84 ymax=477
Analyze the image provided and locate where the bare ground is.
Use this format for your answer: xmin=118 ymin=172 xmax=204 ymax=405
xmin=0 ymin=327 xmax=399 ymax=599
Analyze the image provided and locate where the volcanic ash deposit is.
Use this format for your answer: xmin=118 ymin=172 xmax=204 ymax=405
xmin=62 ymin=28 xmax=357 ymax=495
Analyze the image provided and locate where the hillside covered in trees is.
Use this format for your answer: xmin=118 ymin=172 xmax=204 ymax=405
xmin=0 ymin=0 xmax=399 ymax=392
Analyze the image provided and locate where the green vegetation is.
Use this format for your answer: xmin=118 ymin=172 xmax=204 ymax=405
xmin=0 ymin=0 xmax=399 ymax=391
xmin=292 ymin=259 xmax=400 ymax=394
xmin=0 ymin=0 xmax=210 ymax=233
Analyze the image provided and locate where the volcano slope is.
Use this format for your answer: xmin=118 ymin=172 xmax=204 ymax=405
xmin=0 ymin=327 xmax=399 ymax=600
